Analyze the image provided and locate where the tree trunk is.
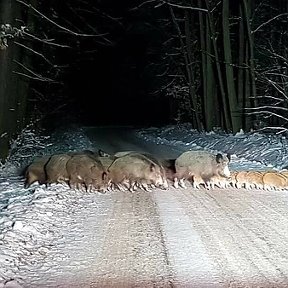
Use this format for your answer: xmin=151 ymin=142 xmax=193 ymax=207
xmin=169 ymin=6 xmax=201 ymax=129
xmin=237 ymin=3 xmax=246 ymax=129
xmin=198 ymin=0 xmax=218 ymax=131
xmin=0 ymin=0 xmax=30 ymax=161
xmin=242 ymin=0 xmax=257 ymax=108
xmin=205 ymin=0 xmax=231 ymax=131
xmin=222 ymin=0 xmax=241 ymax=133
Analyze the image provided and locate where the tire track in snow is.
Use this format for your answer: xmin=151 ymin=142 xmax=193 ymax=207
xmin=169 ymin=188 xmax=288 ymax=287
xmin=201 ymin=188 xmax=288 ymax=286
xmin=153 ymin=188 xmax=224 ymax=287
xmin=88 ymin=190 xmax=174 ymax=288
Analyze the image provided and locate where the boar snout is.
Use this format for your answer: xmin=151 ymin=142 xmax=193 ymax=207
xmin=221 ymin=165 xmax=231 ymax=178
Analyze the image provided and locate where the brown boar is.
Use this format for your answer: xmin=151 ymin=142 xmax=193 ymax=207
xmin=107 ymin=153 xmax=168 ymax=192
xmin=113 ymin=150 xmax=175 ymax=179
xmin=234 ymin=171 xmax=250 ymax=189
xmin=66 ymin=154 xmax=108 ymax=192
xmin=263 ymin=172 xmax=288 ymax=190
xmin=44 ymin=154 xmax=72 ymax=185
xmin=24 ymin=156 xmax=51 ymax=188
xmin=246 ymin=171 xmax=264 ymax=189
xmin=174 ymin=151 xmax=231 ymax=189
xmin=114 ymin=151 xmax=169 ymax=190
xmin=207 ymin=174 xmax=232 ymax=189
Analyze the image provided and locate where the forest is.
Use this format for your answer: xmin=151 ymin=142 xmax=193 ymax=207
xmin=0 ymin=0 xmax=287 ymax=161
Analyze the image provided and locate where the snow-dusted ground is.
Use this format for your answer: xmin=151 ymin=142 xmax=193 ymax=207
xmin=0 ymin=124 xmax=288 ymax=288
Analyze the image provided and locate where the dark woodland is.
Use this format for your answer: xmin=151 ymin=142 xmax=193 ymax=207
xmin=0 ymin=0 xmax=287 ymax=161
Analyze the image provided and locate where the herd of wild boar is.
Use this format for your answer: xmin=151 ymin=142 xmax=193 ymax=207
xmin=24 ymin=149 xmax=288 ymax=192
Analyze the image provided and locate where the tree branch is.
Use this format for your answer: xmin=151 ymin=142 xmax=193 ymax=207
xmin=16 ymin=0 xmax=107 ymax=37
xmin=252 ymin=13 xmax=288 ymax=34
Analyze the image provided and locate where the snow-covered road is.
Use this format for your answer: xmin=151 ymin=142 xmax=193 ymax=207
xmin=1 ymin=126 xmax=288 ymax=287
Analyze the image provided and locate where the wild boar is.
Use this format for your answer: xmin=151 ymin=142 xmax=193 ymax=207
xmin=100 ymin=150 xmax=172 ymax=189
xmin=113 ymin=151 xmax=170 ymax=190
xmin=24 ymin=156 xmax=51 ymax=188
xmin=246 ymin=171 xmax=264 ymax=189
xmin=229 ymin=171 xmax=239 ymax=188
xmin=174 ymin=151 xmax=231 ymax=189
xmin=263 ymin=172 xmax=288 ymax=190
xmin=207 ymin=174 xmax=231 ymax=189
xmin=66 ymin=154 xmax=108 ymax=192
xmin=44 ymin=153 xmax=72 ymax=185
xmin=234 ymin=171 xmax=250 ymax=189
xmin=235 ymin=170 xmax=264 ymax=190
xmin=107 ymin=153 xmax=168 ymax=192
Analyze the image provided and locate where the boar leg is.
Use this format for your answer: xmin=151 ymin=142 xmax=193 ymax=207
xmin=192 ymin=175 xmax=204 ymax=189
xmin=255 ymin=184 xmax=263 ymax=190
xmin=141 ymin=182 xmax=152 ymax=192
xmin=116 ymin=183 xmax=127 ymax=191
xmin=127 ymin=180 xmax=137 ymax=192
xmin=206 ymin=180 xmax=214 ymax=190
xmin=173 ymin=177 xmax=179 ymax=189
xmin=179 ymin=178 xmax=187 ymax=189
xmin=68 ymin=180 xmax=77 ymax=190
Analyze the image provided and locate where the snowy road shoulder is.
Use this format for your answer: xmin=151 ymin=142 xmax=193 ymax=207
xmin=0 ymin=183 xmax=86 ymax=286
xmin=136 ymin=124 xmax=288 ymax=170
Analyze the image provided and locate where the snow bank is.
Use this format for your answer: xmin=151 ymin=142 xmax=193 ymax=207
xmin=137 ymin=124 xmax=288 ymax=170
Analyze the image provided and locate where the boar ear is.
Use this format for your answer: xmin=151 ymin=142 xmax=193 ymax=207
xmin=102 ymin=171 xmax=107 ymax=180
xmin=216 ymin=153 xmax=223 ymax=163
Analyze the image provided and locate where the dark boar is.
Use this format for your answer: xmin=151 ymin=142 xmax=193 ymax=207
xmin=66 ymin=154 xmax=108 ymax=192
xmin=24 ymin=156 xmax=51 ymax=188
xmin=174 ymin=151 xmax=231 ymax=189
xmin=45 ymin=154 xmax=72 ymax=185
xmin=107 ymin=153 xmax=168 ymax=192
